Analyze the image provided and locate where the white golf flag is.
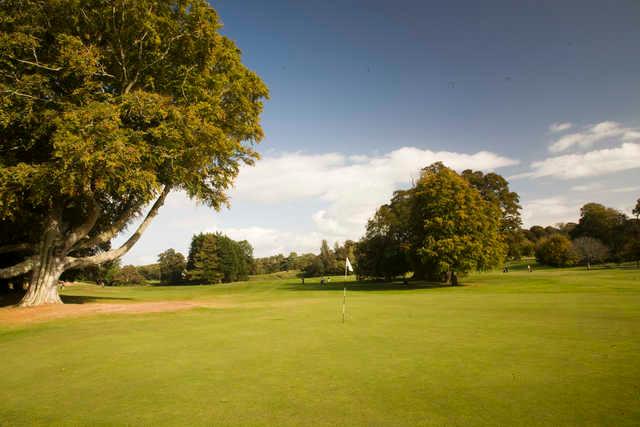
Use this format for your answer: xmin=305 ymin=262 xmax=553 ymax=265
xmin=345 ymin=257 xmax=353 ymax=273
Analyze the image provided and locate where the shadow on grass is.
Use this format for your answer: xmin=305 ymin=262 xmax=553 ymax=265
xmin=0 ymin=292 xmax=24 ymax=307
xmin=285 ymin=280 xmax=458 ymax=292
xmin=0 ymin=293 xmax=133 ymax=308
xmin=60 ymin=295 xmax=133 ymax=304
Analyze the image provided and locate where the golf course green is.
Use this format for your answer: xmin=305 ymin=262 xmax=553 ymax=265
xmin=1 ymin=265 xmax=639 ymax=426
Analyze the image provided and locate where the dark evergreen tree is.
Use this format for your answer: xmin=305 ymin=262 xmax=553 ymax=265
xmin=190 ymin=234 xmax=222 ymax=284
xmin=319 ymin=240 xmax=337 ymax=274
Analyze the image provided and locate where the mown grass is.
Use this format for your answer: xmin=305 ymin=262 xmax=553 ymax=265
xmin=0 ymin=266 xmax=638 ymax=426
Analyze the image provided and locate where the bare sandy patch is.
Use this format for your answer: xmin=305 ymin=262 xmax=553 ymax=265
xmin=0 ymin=300 xmax=233 ymax=325
xmin=0 ymin=298 xmax=320 ymax=326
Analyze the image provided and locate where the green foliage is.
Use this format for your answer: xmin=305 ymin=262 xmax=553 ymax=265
xmin=254 ymin=254 xmax=286 ymax=275
xmin=357 ymin=163 xmax=505 ymax=281
xmin=461 ymin=169 xmax=523 ymax=259
xmin=319 ymin=240 xmax=337 ymax=274
xmin=412 ymin=164 xmax=505 ymax=279
xmin=356 ymin=191 xmax=412 ymax=279
xmin=255 ymin=242 xmax=355 ymax=278
xmin=157 ymin=249 xmax=186 ymax=283
xmin=301 ymin=256 xmax=325 ymax=278
xmin=110 ymin=264 xmax=145 ymax=286
xmin=136 ymin=263 xmax=161 ymax=281
xmin=535 ymin=234 xmax=578 ymax=267
xmin=0 ymin=1 xmax=268 ymax=292
xmin=186 ymin=233 xmax=206 ymax=271
xmin=571 ymin=203 xmax=627 ymax=259
xmin=100 ymin=260 xmax=122 ymax=286
xmin=622 ymin=216 xmax=640 ymax=264
xmin=216 ymin=235 xmax=250 ymax=282
xmin=189 ymin=234 xmax=222 ymax=284
xmin=186 ymin=232 xmax=253 ymax=283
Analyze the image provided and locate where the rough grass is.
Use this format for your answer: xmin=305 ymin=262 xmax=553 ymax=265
xmin=1 ymin=266 xmax=639 ymax=426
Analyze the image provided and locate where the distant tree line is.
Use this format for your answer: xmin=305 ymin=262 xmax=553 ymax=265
xmin=253 ymin=253 xmax=314 ymax=275
xmin=46 ymin=233 xmax=253 ymax=287
xmin=252 ymin=240 xmax=357 ymax=278
xmin=353 ymin=162 xmax=640 ymax=282
xmin=526 ymin=200 xmax=640 ymax=268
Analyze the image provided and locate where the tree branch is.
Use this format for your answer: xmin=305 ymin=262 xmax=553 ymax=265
xmin=64 ymin=196 xmax=101 ymax=251
xmin=10 ymin=57 xmax=62 ymax=72
xmin=66 ymin=187 xmax=170 ymax=269
xmin=0 ymin=243 xmax=33 ymax=255
xmin=72 ymin=202 xmax=141 ymax=251
xmin=0 ymin=258 xmax=34 ymax=279
xmin=0 ymin=90 xmax=42 ymax=101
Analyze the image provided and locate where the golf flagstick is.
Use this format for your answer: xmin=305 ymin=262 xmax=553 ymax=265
xmin=343 ymin=259 xmax=347 ymax=323
xmin=342 ymin=285 xmax=346 ymax=323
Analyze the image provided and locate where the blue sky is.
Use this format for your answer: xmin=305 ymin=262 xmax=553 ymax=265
xmin=118 ymin=0 xmax=640 ymax=264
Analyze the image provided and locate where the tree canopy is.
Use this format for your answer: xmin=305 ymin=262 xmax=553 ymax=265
xmin=535 ymin=234 xmax=577 ymax=267
xmin=186 ymin=233 xmax=253 ymax=283
xmin=0 ymin=0 xmax=268 ymax=306
xmin=461 ymin=169 xmax=525 ymax=259
xmin=357 ymin=163 xmax=505 ymax=282
xmin=158 ymin=249 xmax=186 ymax=284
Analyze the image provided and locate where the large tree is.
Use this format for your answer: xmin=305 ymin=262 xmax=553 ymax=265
xmin=571 ymin=203 xmax=627 ymax=259
xmin=356 ymin=163 xmax=505 ymax=282
xmin=572 ymin=237 xmax=608 ymax=270
xmin=186 ymin=232 xmax=252 ymax=283
xmin=188 ymin=233 xmax=222 ymax=284
xmin=411 ymin=163 xmax=505 ymax=282
xmin=319 ymin=240 xmax=337 ymax=274
xmin=0 ymin=1 xmax=268 ymax=306
xmin=461 ymin=169 xmax=523 ymax=259
xmin=158 ymin=248 xmax=186 ymax=284
xmin=356 ymin=191 xmax=412 ymax=280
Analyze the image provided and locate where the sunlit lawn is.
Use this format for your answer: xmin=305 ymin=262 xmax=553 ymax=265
xmin=1 ymin=265 xmax=639 ymax=426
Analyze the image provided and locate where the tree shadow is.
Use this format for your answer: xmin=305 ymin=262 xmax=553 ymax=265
xmin=0 ymin=293 xmax=133 ymax=308
xmin=60 ymin=295 xmax=133 ymax=304
xmin=284 ymin=280 xmax=459 ymax=292
xmin=0 ymin=292 xmax=24 ymax=307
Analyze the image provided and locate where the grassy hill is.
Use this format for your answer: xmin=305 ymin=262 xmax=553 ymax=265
xmin=1 ymin=266 xmax=639 ymax=426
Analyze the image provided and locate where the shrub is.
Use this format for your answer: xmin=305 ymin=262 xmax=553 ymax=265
xmin=111 ymin=265 xmax=146 ymax=286
xmin=535 ymin=234 xmax=578 ymax=267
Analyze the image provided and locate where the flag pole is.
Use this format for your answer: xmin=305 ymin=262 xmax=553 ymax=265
xmin=343 ymin=259 xmax=347 ymax=323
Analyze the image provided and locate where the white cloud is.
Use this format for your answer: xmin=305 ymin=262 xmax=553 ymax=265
xmin=549 ymin=122 xmax=573 ymax=133
xmin=205 ymin=226 xmax=326 ymax=256
xmin=521 ymin=196 xmax=579 ymax=227
xmin=571 ymin=184 xmax=640 ymax=194
xmin=549 ymin=121 xmax=640 ymax=153
xmin=233 ymin=147 xmax=518 ymax=204
xmin=512 ymin=143 xmax=640 ymax=180
xmin=611 ymin=186 xmax=640 ymax=193
xmin=571 ymin=183 xmax=604 ymax=192
xmin=117 ymin=147 xmax=519 ymax=263
xmin=231 ymin=146 xmax=519 ymax=244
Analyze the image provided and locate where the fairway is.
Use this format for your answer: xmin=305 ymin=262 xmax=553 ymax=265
xmin=1 ymin=267 xmax=639 ymax=426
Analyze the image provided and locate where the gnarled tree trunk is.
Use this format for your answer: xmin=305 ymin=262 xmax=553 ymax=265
xmin=0 ymin=186 xmax=170 ymax=307
xmin=19 ymin=217 xmax=65 ymax=307
xmin=20 ymin=258 xmax=64 ymax=306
